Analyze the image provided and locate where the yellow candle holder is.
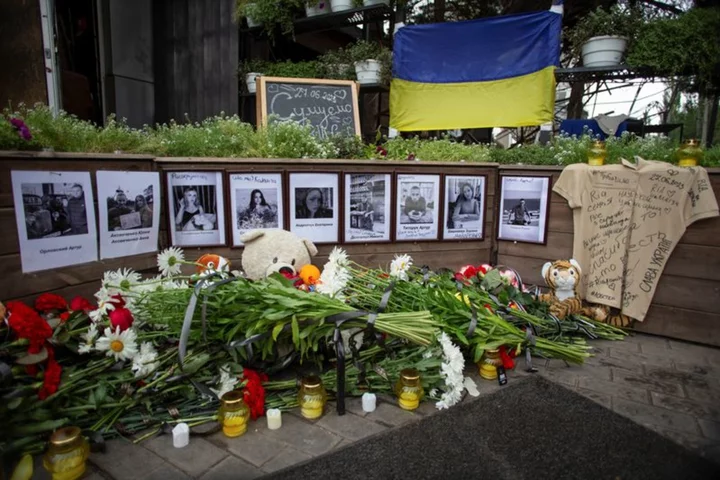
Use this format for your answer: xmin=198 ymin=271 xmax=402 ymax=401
xmin=42 ymin=426 xmax=90 ymax=480
xmin=587 ymin=140 xmax=607 ymax=166
xmin=218 ymin=390 xmax=250 ymax=438
xmin=298 ymin=375 xmax=327 ymax=420
xmin=394 ymin=368 xmax=424 ymax=411
xmin=676 ymin=138 xmax=703 ymax=167
xmin=478 ymin=349 xmax=502 ymax=380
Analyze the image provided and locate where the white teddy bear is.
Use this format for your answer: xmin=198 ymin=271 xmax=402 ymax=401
xmin=240 ymin=229 xmax=318 ymax=280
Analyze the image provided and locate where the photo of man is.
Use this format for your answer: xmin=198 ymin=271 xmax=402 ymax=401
xmin=400 ymin=183 xmax=434 ymax=224
xmin=20 ymin=182 xmax=89 ymax=239
xmin=345 ymin=173 xmax=390 ymax=243
xmin=510 ymin=198 xmax=532 ymax=225
xmin=396 ymin=174 xmax=440 ymax=241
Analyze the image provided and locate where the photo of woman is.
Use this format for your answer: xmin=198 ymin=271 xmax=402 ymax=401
xmin=229 ymin=173 xmax=283 ymax=246
xmin=295 ymin=188 xmax=334 ymax=219
xmin=237 ymin=188 xmax=279 ymax=229
xmin=174 ymin=187 xmax=217 ymax=231
xmin=443 ymin=175 xmax=486 ymax=240
xmin=166 ymin=171 xmax=226 ymax=247
xmin=134 ymin=195 xmax=153 ymax=228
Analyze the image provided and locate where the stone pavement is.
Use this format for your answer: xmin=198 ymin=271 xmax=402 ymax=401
xmin=33 ymin=333 xmax=720 ymax=479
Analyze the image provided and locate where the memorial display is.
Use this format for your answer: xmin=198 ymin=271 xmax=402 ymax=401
xmin=165 ymin=171 xmax=227 ymax=247
xmin=497 ymin=175 xmax=551 ymax=245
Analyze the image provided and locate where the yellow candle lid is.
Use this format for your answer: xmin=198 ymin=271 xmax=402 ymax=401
xmin=49 ymin=427 xmax=82 ymax=446
xmin=301 ymin=375 xmax=322 ymax=389
xmin=221 ymin=390 xmax=245 ymax=405
xmin=400 ymin=368 xmax=419 ymax=381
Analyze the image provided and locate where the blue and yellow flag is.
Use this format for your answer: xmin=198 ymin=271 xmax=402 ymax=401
xmin=390 ymin=9 xmax=562 ymax=131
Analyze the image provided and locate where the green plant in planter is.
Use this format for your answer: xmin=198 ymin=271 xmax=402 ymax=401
xmin=626 ymin=7 xmax=720 ymax=91
xmin=235 ymin=0 xmax=305 ymax=41
xmin=317 ymin=47 xmax=355 ymax=80
xmin=345 ymin=40 xmax=393 ymax=85
xmin=565 ymin=4 xmax=645 ymax=63
xmin=262 ymin=60 xmax=322 ymax=78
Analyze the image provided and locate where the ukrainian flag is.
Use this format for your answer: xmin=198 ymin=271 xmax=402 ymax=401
xmin=390 ymin=8 xmax=562 ymax=131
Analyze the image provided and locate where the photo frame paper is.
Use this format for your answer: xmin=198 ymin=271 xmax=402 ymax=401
xmin=497 ymin=175 xmax=551 ymax=245
xmin=229 ymin=172 xmax=284 ymax=246
xmin=11 ymin=170 xmax=98 ymax=272
xmin=396 ymin=174 xmax=441 ymax=242
xmin=344 ymin=173 xmax=391 ymax=243
xmin=166 ymin=171 xmax=226 ymax=247
xmin=443 ymin=175 xmax=486 ymax=240
xmin=289 ymin=172 xmax=339 ymax=244
xmin=97 ymin=171 xmax=160 ymax=259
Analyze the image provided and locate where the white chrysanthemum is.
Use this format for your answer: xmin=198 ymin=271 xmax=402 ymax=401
xmin=157 ymin=247 xmax=185 ymax=277
xmin=132 ymin=342 xmax=159 ymax=378
xmin=111 ymin=268 xmax=141 ymax=292
xmin=327 ymin=247 xmax=349 ymax=267
xmin=78 ymin=323 xmax=98 ymax=354
xmin=435 ymin=332 xmax=466 ymax=410
xmin=389 ymin=254 xmax=413 ymax=281
xmin=210 ymin=364 xmax=239 ymax=398
xmin=95 ymin=327 xmax=139 ymax=361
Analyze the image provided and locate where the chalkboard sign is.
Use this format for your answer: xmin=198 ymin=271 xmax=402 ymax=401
xmin=257 ymin=76 xmax=361 ymax=140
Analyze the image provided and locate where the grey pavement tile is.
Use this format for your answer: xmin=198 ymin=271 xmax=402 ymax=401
xmin=584 ymin=353 xmax=644 ymax=374
xmin=90 ymin=439 xmax=168 ymax=480
xmin=557 ymin=363 xmax=613 ymax=381
xmin=316 ymin=409 xmax=387 ymax=441
xmin=575 ymin=387 xmax=612 ymax=409
xmin=685 ymin=384 xmax=720 ymax=404
xmin=537 ymin=367 xmax=579 ymax=388
xmin=413 ymin=398 xmax=441 ymax=416
xmin=669 ymin=340 xmax=720 ymax=358
xmin=143 ymin=436 xmax=228 ymax=478
xmin=644 ymin=365 xmax=720 ymax=390
xmin=673 ymin=361 xmax=718 ymax=376
xmin=259 ymin=410 xmax=341 ymax=456
xmin=650 ymin=391 xmax=720 ymax=422
xmin=365 ymin=400 xmax=419 ymax=426
xmin=200 ymin=455 xmax=263 ymax=480
xmin=141 ymin=465 xmax=192 ymax=480
xmin=260 ymin=447 xmax=312 ymax=474
xmin=611 ymin=369 xmax=685 ymax=397
xmin=613 ymin=397 xmax=700 ymax=435
xmin=596 ymin=339 xmax=641 ymax=353
xmin=218 ymin=430 xmax=287 ymax=467
xmin=698 ymin=418 xmax=720 ymax=440
xmin=343 ymin=397 xmax=369 ymax=417
xmin=609 ymin=348 xmax=675 ymax=368
xmin=578 ymin=376 xmax=650 ymax=404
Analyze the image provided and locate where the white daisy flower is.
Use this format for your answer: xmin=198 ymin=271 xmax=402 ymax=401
xmin=327 ymin=247 xmax=349 ymax=267
xmin=316 ymin=260 xmax=350 ymax=300
xmin=210 ymin=364 xmax=239 ymax=398
xmin=78 ymin=323 xmax=99 ymax=354
xmin=389 ymin=254 xmax=413 ymax=281
xmin=435 ymin=332 xmax=467 ymax=410
xmin=111 ymin=268 xmax=141 ymax=292
xmin=157 ymin=247 xmax=185 ymax=277
xmin=132 ymin=342 xmax=159 ymax=378
xmin=95 ymin=327 xmax=139 ymax=361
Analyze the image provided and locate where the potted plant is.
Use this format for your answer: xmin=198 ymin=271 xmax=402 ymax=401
xmin=318 ymin=48 xmax=354 ymax=80
xmin=347 ymin=40 xmax=392 ymax=85
xmin=306 ymin=1 xmax=331 ymax=17
xmin=263 ymin=60 xmax=322 ymax=79
xmin=235 ymin=0 xmax=305 ymax=41
xmin=235 ymin=0 xmax=261 ymax=28
xmin=239 ymin=59 xmax=269 ymax=93
xmin=331 ymin=0 xmax=355 ymax=12
xmin=566 ymin=5 xmax=644 ymax=67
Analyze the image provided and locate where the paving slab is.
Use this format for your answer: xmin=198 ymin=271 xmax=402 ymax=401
xmin=142 ymin=465 xmax=192 ymax=480
xmin=575 ymin=387 xmax=612 ymax=409
xmin=90 ymin=439 xmax=168 ymax=480
xmin=698 ymin=418 xmax=720 ymax=441
xmin=611 ymin=369 xmax=685 ymax=397
xmin=316 ymin=410 xmax=387 ymax=441
xmin=143 ymin=436 xmax=227 ymax=477
xmin=199 ymin=455 xmax=263 ymax=480
xmin=215 ymin=430 xmax=287 ymax=468
xmin=578 ymin=376 xmax=651 ymax=404
xmin=260 ymin=447 xmax=312 ymax=474
xmin=644 ymin=365 xmax=720 ymax=390
xmin=584 ymin=353 xmax=644 ymax=373
xmin=609 ymin=348 xmax=675 ymax=368
xmin=650 ymin=391 xmax=720 ymax=422
xmin=259 ymin=411 xmax=341 ymax=456
xmin=364 ymin=400 xmax=419 ymax=427
xmin=613 ymin=397 xmax=700 ymax=435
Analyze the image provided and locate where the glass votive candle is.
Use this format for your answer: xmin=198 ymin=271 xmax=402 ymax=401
xmin=362 ymin=392 xmax=377 ymax=413
xmin=676 ymin=138 xmax=703 ymax=167
xmin=394 ymin=368 xmax=423 ymax=411
xmin=478 ymin=349 xmax=502 ymax=380
xmin=218 ymin=390 xmax=250 ymax=438
xmin=42 ymin=426 xmax=90 ymax=480
xmin=587 ymin=140 xmax=607 ymax=166
xmin=298 ymin=375 xmax=327 ymax=420
xmin=267 ymin=408 xmax=282 ymax=430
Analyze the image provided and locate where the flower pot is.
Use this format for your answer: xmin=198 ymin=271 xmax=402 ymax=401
xmin=581 ymin=35 xmax=627 ymax=68
xmin=363 ymin=0 xmax=390 ymax=6
xmin=354 ymin=59 xmax=381 ymax=85
xmin=245 ymin=73 xmax=262 ymax=94
xmin=306 ymin=1 xmax=331 ymax=17
xmin=331 ymin=0 xmax=354 ymax=12
xmin=245 ymin=3 xmax=261 ymax=28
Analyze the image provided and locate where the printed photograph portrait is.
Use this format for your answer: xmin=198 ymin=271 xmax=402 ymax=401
xmin=345 ymin=173 xmax=391 ymax=243
xmin=106 ymin=185 xmax=154 ymax=231
xmin=97 ymin=171 xmax=161 ymax=260
xmin=444 ymin=175 xmax=486 ymax=240
xmin=229 ymin=173 xmax=284 ymax=246
xmin=11 ymin=170 xmax=98 ymax=273
xmin=396 ymin=174 xmax=440 ymax=241
xmin=21 ymin=182 xmax=89 ymax=239
xmin=166 ymin=171 xmax=226 ymax=247
xmin=497 ymin=175 xmax=550 ymax=244
xmin=289 ymin=173 xmax=339 ymax=244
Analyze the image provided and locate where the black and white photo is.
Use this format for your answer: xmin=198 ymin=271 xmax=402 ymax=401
xmin=443 ymin=175 xmax=486 ymax=240
xmin=498 ymin=175 xmax=550 ymax=244
xmin=344 ymin=173 xmax=391 ymax=243
xmin=11 ymin=170 xmax=98 ymax=272
xmin=289 ymin=173 xmax=339 ymax=243
xmin=396 ymin=174 xmax=440 ymax=241
xmin=166 ymin=171 xmax=226 ymax=247
xmin=97 ymin=171 xmax=160 ymax=259
xmin=229 ymin=173 xmax=283 ymax=246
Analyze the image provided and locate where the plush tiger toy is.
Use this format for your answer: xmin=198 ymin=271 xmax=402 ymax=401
xmin=539 ymin=259 xmax=633 ymax=327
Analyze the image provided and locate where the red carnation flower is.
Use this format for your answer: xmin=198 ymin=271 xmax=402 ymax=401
xmin=499 ymin=345 xmax=515 ymax=370
xmin=59 ymin=312 xmax=70 ymax=323
xmin=242 ymin=368 xmax=268 ymax=420
xmin=70 ymin=296 xmax=94 ymax=312
xmin=6 ymin=301 xmax=53 ymax=354
xmin=38 ymin=346 xmax=62 ymax=400
xmin=109 ymin=307 xmax=134 ymax=332
xmin=35 ymin=293 xmax=67 ymax=312
xmin=458 ymin=265 xmax=478 ymax=279
xmin=110 ymin=294 xmax=126 ymax=309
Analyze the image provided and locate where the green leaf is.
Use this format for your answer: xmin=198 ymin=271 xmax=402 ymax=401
xmin=15 ymin=347 xmax=48 ymax=365
xmin=11 ymin=418 xmax=68 ymax=436
xmin=481 ymin=269 xmax=503 ymax=291
xmin=272 ymin=323 xmax=285 ymax=341
xmin=291 ymin=316 xmax=300 ymax=346
xmin=7 ymin=397 xmax=23 ymax=410
xmin=181 ymin=352 xmax=211 ymax=375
